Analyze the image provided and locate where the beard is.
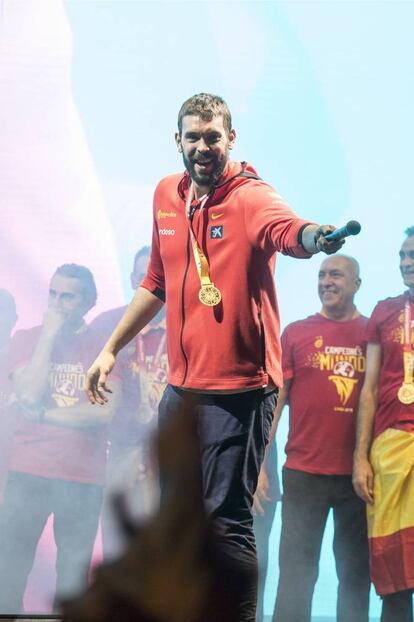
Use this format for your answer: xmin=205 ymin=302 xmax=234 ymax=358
xmin=182 ymin=151 xmax=228 ymax=189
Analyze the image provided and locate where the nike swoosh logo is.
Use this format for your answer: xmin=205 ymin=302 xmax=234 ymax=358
xmin=211 ymin=213 xmax=223 ymax=220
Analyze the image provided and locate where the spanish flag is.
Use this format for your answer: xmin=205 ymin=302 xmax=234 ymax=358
xmin=368 ymin=427 xmax=414 ymax=595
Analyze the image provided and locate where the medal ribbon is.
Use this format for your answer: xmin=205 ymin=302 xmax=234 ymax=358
xmin=402 ymin=299 xmax=414 ymax=384
xmin=185 ymin=184 xmax=214 ymax=288
xmin=136 ymin=331 xmax=166 ymax=373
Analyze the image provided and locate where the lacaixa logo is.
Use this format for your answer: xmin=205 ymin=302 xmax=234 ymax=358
xmin=210 ymin=225 xmax=224 ymax=239
xmin=158 ymin=209 xmax=177 ymax=219
xmin=159 ymin=229 xmax=175 ymax=236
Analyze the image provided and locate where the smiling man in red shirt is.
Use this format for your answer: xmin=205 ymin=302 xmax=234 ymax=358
xmin=263 ymin=255 xmax=370 ymax=622
xmin=86 ymin=93 xmax=343 ymax=621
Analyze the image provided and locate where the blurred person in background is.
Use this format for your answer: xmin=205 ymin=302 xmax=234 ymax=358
xmin=91 ymin=246 xmax=167 ymax=559
xmin=0 ymin=264 xmax=120 ymax=613
xmin=0 ymin=289 xmax=18 ymax=501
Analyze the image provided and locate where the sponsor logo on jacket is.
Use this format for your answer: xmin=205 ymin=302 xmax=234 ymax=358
xmin=210 ymin=225 xmax=224 ymax=239
xmin=157 ymin=210 xmax=177 ymax=219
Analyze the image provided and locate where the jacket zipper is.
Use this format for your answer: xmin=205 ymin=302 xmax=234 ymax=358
xmin=179 ymin=230 xmax=191 ymax=386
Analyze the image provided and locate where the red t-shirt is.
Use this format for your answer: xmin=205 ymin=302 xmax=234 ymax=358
xmin=282 ymin=313 xmax=368 ymax=475
xmin=366 ymin=293 xmax=414 ymax=438
xmin=7 ymin=324 xmax=111 ymax=485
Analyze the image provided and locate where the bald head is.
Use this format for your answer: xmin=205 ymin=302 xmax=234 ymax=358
xmin=318 ymin=254 xmax=361 ymax=319
xmin=320 ymin=254 xmax=360 ymax=279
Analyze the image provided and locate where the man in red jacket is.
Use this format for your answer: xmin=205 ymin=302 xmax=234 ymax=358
xmin=86 ymin=93 xmax=343 ymax=621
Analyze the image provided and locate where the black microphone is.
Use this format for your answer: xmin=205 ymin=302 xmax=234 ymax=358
xmin=324 ymin=220 xmax=361 ymax=242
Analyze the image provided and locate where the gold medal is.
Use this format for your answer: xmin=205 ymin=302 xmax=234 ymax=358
xmin=398 ymin=383 xmax=414 ymax=405
xmin=199 ymin=284 xmax=222 ymax=307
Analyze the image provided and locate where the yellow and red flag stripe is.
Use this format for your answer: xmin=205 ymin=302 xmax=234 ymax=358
xmin=368 ymin=427 xmax=414 ymax=595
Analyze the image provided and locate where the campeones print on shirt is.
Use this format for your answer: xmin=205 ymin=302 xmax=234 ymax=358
xmin=49 ymin=362 xmax=86 ymax=407
xmin=307 ymin=336 xmax=366 ymax=413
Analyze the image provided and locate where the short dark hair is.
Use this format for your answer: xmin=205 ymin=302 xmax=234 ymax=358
xmin=53 ymin=264 xmax=97 ymax=310
xmin=405 ymin=226 xmax=414 ymax=238
xmin=177 ymin=93 xmax=232 ymax=135
xmin=133 ymin=246 xmax=151 ymax=267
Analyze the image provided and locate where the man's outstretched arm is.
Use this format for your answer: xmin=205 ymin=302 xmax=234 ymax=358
xmin=86 ymin=287 xmax=164 ymax=405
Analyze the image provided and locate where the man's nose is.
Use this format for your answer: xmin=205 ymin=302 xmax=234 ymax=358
xmin=196 ymin=139 xmax=209 ymax=153
xmin=402 ymin=254 xmax=414 ymax=267
xmin=319 ymin=276 xmax=331 ymax=286
xmin=50 ymin=297 xmax=62 ymax=309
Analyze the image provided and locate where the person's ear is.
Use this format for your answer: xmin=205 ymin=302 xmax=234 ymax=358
xmin=228 ymin=129 xmax=236 ymax=150
xmin=175 ymin=132 xmax=182 ymax=153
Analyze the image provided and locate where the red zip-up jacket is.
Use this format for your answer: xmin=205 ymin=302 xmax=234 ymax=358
xmin=141 ymin=161 xmax=313 ymax=390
